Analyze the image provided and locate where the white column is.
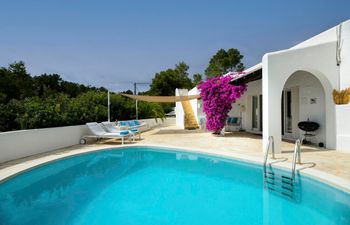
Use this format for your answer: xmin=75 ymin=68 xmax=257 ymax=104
xmin=339 ymin=20 xmax=350 ymax=89
xmin=262 ymin=55 xmax=282 ymax=153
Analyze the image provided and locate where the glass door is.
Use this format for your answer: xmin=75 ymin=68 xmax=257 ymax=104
xmin=252 ymin=96 xmax=259 ymax=130
xmin=284 ymin=90 xmax=292 ymax=133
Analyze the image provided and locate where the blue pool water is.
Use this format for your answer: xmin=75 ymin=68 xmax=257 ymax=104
xmin=0 ymin=147 xmax=349 ymax=225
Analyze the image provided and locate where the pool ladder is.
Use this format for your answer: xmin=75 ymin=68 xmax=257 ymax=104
xmin=263 ymin=137 xmax=301 ymax=199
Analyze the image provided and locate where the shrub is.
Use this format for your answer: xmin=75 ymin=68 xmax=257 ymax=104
xmin=198 ymin=72 xmax=246 ymax=133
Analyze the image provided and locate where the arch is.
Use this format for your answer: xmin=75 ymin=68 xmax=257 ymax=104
xmin=281 ymin=70 xmax=333 ymax=147
xmin=262 ymin=43 xmax=339 ymax=152
xmin=263 ymin=68 xmax=337 ymax=152
xmin=281 ymin=68 xmax=334 ymax=96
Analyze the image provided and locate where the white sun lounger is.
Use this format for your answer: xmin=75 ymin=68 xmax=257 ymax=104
xmin=81 ymin=122 xmax=132 ymax=144
xmin=101 ymin=121 xmax=137 ymax=141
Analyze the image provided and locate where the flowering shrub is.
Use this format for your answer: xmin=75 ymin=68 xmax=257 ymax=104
xmin=198 ymin=72 xmax=247 ymax=133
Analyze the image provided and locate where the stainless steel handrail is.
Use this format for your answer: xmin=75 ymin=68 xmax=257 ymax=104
xmin=263 ymin=136 xmax=275 ymax=175
xmin=292 ymin=139 xmax=301 ymax=180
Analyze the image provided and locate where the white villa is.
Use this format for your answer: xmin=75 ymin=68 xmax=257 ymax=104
xmin=176 ymin=19 xmax=350 ymax=153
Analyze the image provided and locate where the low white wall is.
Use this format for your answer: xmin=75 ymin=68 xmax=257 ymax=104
xmin=175 ymin=89 xmax=187 ymax=129
xmin=0 ymin=118 xmax=165 ymax=164
xmin=0 ymin=125 xmax=88 ymax=164
xmin=136 ymin=118 xmax=165 ymax=132
xmin=336 ymin=105 xmax=350 ymax=153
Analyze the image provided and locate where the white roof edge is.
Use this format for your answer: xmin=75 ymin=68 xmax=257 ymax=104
xmin=291 ymin=19 xmax=350 ymax=50
xmin=240 ymin=19 xmax=349 ymax=78
xmin=243 ymin=63 xmax=262 ymax=75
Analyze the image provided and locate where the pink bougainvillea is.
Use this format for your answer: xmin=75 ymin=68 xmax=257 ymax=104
xmin=198 ymin=72 xmax=247 ymax=133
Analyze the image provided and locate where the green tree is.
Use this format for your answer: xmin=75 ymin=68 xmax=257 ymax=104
xmin=175 ymin=61 xmax=189 ymax=78
xmin=149 ymin=62 xmax=193 ymax=96
xmin=0 ymin=61 xmax=165 ymax=131
xmin=33 ymin=74 xmax=62 ymax=97
xmin=205 ymin=48 xmax=244 ymax=78
xmin=192 ymin=73 xmax=202 ymax=86
xmin=0 ymin=99 xmax=24 ymax=131
xmin=0 ymin=61 xmax=34 ymax=102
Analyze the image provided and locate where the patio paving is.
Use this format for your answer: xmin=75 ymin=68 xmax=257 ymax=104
xmin=139 ymin=123 xmax=350 ymax=182
xmin=1 ymin=119 xmax=349 ymax=191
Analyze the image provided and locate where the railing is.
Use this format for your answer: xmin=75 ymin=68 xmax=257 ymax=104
xmin=263 ymin=136 xmax=275 ymax=175
xmin=291 ymin=139 xmax=301 ymax=180
xmin=263 ymin=137 xmax=302 ymax=200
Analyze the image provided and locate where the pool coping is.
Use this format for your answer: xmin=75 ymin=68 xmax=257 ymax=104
xmin=0 ymin=143 xmax=350 ymax=194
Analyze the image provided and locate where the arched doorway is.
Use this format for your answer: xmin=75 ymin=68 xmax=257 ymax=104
xmin=281 ymin=71 xmax=326 ymax=146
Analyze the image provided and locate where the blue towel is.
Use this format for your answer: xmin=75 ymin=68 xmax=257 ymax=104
xmin=128 ymin=121 xmax=135 ymax=127
xmin=119 ymin=130 xmax=129 ymax=135
xmin=119 ymin=121 xmax=127 ymax=126
xmin=134 ymin=120 xmax=141 ymax=126
xmin=130 ymin=128 xmax=138 ymax=132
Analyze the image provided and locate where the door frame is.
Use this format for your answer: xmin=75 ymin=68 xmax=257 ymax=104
xmin=251 ymin=95 xmax=263 ymax=132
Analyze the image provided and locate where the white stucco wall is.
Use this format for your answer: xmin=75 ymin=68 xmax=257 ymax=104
xmin=238 ymin=19 xmax=350 ymax=153
xmin=0 ymin=118 xmax=165 ymax=163
xmin=340 ymin=20 xmax=350 ymax=88
xmin=336 ymin=104 xmax=350 ymax=153
xmin=336 ymin=20 xmax=350 ymax=152
xmin=262 ymin=41 xmax=339 ymax=152
xmin=291 ymin=24 xmax=338 ymax=50
xmin=175 ymin=20 xmax=350 ymax=152
xmin=232 ymin=79 xmax=262 ymax=133
xmin=0 ymin=125 xmax=88 ymax=163
xmin=175 ymin=89 xmax=187 ymax=129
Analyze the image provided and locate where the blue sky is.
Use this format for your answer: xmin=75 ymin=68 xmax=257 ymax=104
xmin=0 ymin=0 xmax=349 ymax=92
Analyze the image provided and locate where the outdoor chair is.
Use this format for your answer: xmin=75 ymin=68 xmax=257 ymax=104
xmin=224 ymin=117 xmax=241 ymax=132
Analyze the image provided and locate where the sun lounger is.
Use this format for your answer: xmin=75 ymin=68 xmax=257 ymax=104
xmin=81 ymin=122 xmax=132 ymax=144
xmin=126 ymin=121 xmax=142 ymax=140
xmin=101 ymin=121 xmax=137 ymax=141
xmin=101 ymin=121 xmax=123 ymax=133
xmin=117 ymin=120 xmax=145 ymax=140
xmin=132 ymin=120 xmax=147 ymax=128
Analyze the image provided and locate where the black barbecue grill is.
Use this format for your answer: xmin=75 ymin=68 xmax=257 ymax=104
xmin=297 ymin=119 xmax=323 ymax=147
xmin=298 ymin=121 xmax=319 ymax=132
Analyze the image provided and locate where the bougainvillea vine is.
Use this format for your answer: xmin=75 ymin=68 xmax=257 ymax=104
xmin=198 ymin=72 xmax=247 ymax=133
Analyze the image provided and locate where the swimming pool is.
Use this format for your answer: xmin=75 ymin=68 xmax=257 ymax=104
xmin=0 ymin=146 xmax=349 ymax=225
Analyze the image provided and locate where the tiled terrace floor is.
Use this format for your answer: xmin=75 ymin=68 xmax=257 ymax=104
xmin=140 ymin=124 xmax=350 ymax=181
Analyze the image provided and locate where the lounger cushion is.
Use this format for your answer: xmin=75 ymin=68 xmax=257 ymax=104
xmin=128 ymin=121 xmax=135 ymax=127
xmin=119 ymin=130 xmax=129 ymax=135
xmin=231 ymin=117 xmax=238 ymax=123
xmin=119 ymin=121 xmax=127 ymax=126
xmin=130 ymin=128 xmax=138 ymax=132
xmin=134 ymin=120 xmax=141 ymax=126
